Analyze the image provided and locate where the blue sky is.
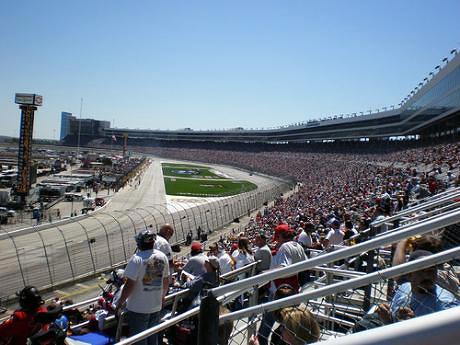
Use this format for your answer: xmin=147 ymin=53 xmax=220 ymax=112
xmin=1 ymin=0 xmax=459 ymax=139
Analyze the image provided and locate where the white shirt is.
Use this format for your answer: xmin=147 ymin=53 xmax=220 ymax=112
xmin=325 ymin=228 xmax=344 ymax=246
xmin=271 ymin=241 xmax=306 ymax=269
xmin=232 ymin=250 xmax=255 ymax=270
xmin=297 ymin=231 xmax=313 ymax=248
xmin=124 ymin=249 xmax=169 ymax=314
xmin=217 ymin=251 xmax=234 ymax=274
xmin=154 ymin=235 xmax=172 ymax=262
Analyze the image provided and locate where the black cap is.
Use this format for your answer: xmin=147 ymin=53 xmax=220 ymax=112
xmin=17 ymin=286 xmax=43 ymax=311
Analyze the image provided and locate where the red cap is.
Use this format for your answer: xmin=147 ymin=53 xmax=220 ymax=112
xmin=191 ymin=241 xmax=203 ymax=252
xmin=275 ymin=223 xmax=293 ymax=235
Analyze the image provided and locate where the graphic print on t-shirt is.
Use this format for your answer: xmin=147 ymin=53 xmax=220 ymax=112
xmin=142 ymin=256 xmax=165 ymax=290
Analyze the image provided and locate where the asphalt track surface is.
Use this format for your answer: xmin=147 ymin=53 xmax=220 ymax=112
xmin=0 ymin=156 xmax=287 ymax=299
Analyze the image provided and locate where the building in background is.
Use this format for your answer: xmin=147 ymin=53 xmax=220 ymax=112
xmin=60 ymin=112 xmax=74 ymax=140
xmin=60 ymin=112 xmax=109 ymax=142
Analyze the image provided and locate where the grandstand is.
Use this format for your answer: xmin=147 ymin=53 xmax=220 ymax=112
xmin=89 ymin=50 xmax=460 ymax=145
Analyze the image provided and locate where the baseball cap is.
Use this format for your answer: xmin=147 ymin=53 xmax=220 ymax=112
xmin=275 ymin=223 xmax=294 ymax=235
xmin=191 ymin=241 xmax=203 ymax=252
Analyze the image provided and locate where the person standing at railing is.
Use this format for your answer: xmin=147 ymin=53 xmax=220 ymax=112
xmin=154 ymin=224 xmax=175 ymax=278
xmin=257 ymin=223 xmax=307 ymax=345
xmin=114 ymin=229 xmax=169 ymax=345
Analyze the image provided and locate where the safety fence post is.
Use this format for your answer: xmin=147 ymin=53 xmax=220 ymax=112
xmin=197 ymin=291 xmax=219 ymax=345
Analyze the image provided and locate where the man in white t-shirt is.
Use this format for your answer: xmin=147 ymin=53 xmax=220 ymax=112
xmin=324 ymin=219 xmax=345 ymax=248
xmin=116 ymin=229 xmax=169 ymax=345
xmin=297 ymin=222 xmax=315 ymax=250
xmin=154 ymin=224 xmax=174 ymax=275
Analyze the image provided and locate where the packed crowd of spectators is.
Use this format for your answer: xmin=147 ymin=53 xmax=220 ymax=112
xmin=2 ymin=140 xmax=459 ymax=344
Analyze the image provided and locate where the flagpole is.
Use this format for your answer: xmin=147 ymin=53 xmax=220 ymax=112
xmin=77 ymin=97 xmax=83 ymax=161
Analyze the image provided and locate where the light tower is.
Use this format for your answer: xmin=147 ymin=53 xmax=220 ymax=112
xmin=14 ymin=93 xmax=43 ymax=205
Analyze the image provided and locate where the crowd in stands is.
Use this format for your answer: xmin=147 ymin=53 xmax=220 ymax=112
xmin=2 ymin=140 xmax=460 ymax=344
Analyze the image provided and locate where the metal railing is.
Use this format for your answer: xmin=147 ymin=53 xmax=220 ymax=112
xmin=311 ymin=306 xmax=460 ymax=345
xmin=0 ymin=179 xmax=290 ymax=300
xmin=108 ymin=199 xmax=460 ymax=344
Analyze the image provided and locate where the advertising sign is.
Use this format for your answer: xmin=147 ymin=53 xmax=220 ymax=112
xmin=15 ymin=93 xmax=43 ymax=106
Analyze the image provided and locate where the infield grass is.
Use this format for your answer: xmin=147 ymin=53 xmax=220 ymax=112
xmin=162 ymin=162 xmax=257 ymax=197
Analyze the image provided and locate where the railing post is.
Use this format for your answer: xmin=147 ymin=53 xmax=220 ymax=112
xmin=198 ymin=291 xmax=219 ymax=345
xmin=363 ymin=225 xmax=377 ymax=312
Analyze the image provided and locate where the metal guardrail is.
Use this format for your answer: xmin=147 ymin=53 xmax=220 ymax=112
xmin=312 ymin=306 xmax=460 ymax=345
xmin=219 ymin=246 xmax=460 ymax=323
xmin=0 ymin=177 xmax=288 ymax=300
xmin=210 ymin=207 xmax=460 ymax=298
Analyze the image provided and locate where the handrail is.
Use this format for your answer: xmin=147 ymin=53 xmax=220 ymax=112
xmin=311 ymin=306 xmax=460 ymax=345
xmin=219 ymin=246 xmax=460 ymax=323
xmin=62 ymin=261 xmax=260 ymax=311
xmin=211 ymin=207 xmax=460 ymax=297
xmin=113 ymin=262 xmax=261 ymax=344
xmin=370 ymin=188 xmax=460 ymax=227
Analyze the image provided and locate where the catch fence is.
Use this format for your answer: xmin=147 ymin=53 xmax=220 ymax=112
xmin=0 ymin=179 xmax=291 ymax=300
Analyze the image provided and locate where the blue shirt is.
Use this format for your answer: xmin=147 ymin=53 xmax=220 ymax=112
xmin=391 ymin=282 xmax=459 ymax=320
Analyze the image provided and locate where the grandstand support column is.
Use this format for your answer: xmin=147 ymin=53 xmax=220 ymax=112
xmin=123 ymin=133 xmax=128 ymax=158
xmin=198 ymin=291 xmax=219 ymax=345
xmin=363 ymin=225 xmax=377 ymax=312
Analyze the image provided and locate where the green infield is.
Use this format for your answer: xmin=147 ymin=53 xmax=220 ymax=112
xmin=162 ymin=163 xmax=257 ymax=197
xmin=162 ymin=163 xmax=226 ymax=179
